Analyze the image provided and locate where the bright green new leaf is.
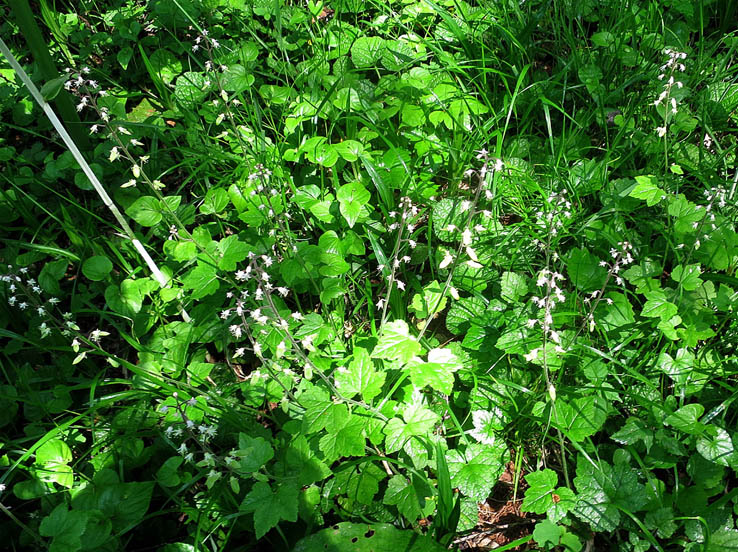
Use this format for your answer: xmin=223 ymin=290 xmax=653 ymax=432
xmin=671 ymin=264 xmax=703 ymax=291
xmin=629 ymin=175 xmax=665 ymax=206
xmin=407 ymin=348 xmax=462 ymax=394
xmin=337 ymin=181 xmax=370 ymax=227
xmin=383 ymin=403 xmax=439 ymax=455
xmin=500 ymin=271 xmax=527 ymax=302
xmin=373 ymin=320 xmax=422 ymax=364
xmin=334 ymin=348 xmax=385 ymax=401
xmin=696 ymin=426 xmax=736 ymax=467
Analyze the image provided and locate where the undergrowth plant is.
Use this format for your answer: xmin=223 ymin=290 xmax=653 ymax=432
xmin=1 ymin=1 xmax=737 ymax=551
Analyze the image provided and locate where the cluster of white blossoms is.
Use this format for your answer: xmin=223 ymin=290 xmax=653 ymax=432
xmin=64 ymin=68 xmax=160 ymax=190
xmin=160 ymin=392 xmax=218 ymax=466
xmin=534 ymin=189 xmax=571 ymax=237
xmin=1 ymin=265 xmax=79 ymax=340
xmin=654 ymin=49 xmax=688 ymax=138
xmin=439 ymin=152 xmax=505 ymax=272
xmin=525 ymin=269 xmax=568 ymax=363
xmin=377 ymin=196 xmax=423 ymax=310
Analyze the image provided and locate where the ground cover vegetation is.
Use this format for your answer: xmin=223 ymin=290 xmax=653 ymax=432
xmin=1 ymin=0 xmax=737 ymax=550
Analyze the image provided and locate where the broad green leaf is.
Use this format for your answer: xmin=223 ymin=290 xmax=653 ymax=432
xmin=629 ymin=175 xmax=665 ymax=206
xmin=697 ymin=426 xmax=736 ymax=467
xmin=565 ymin=247 xmax=607 ymax=291
xmin=222 ymin=64 xmax=255 ymax=94
xmin=500 ymin=271 xmax=527 ymax=302
xmin=447 ymin=442 xmax=507 ymax=501
xmin=293 ymin=522 xmax=448 ymax=552
xmin=521 ymin=469 xmax=576 ymax=523
xmin=446 ymin=296 xmax=487 ymax=334
xmin=350 ymin=37 xmax=385 ymax=68
xmin=181 ymin=263 xmax=219 ymax=300
xmin=383 ymin=403 xmax=439 ymax=455
xmin=82 ymin=255 xmax=113 ymax=281
xmin=642 ymin=290 xmax=678 ymax=321
xmin=240 ymin=482 xmax=298 ymax=539
xmin=40 ymin=503 xmax=88 ymax=552
xmin=217 ymin=235 xmax=250 ymax=271
xmin=533 ymin=519 xmax=562 ymax=548
xmin=337 ymin=181 xmax=370 ymax=227
xmin=334 ymin=348 xmax=385 ymax=401
xmin=671 ymin=264 xmax=702 ymax=291
xmin=300 ymin=384 xmax=332 ymax=434
xmin=432 ymin=198 xmax=467 ymax=242
xmin=407 ymin=348 xmax=462 ymax=394
xmin=665 ymin=404 xmax=705 ymax=435
xmin=236 ymin=434 xmax=274 ymax=473
xmin=373 ymin=320 xmax=422 ymax=364
xmin=149 ymin=48 xmax=182 ymax=84
xmin=611 ymin=418 xmax=654 ymax=451
xmin=35 ymin=439 xmax=73 ymax=488
xmin=200 ymin=188 xmax=230 ymax=215
xmin=383 ymin=475 xmax=422 ymax=521
xmin=668 ymin=195 xmax=703 ymax=234
xmin=332 ymin=462 xmax=385 ymax=505
xmin=126 ymin=196 xmax=162 ymax=226
xmin=552 ymin=396 xmax=608 ymax=442
xmin=155 ymin=456 xmax=183 ymax=487
xmin=318 ymin=404 xmax=366 ymax=462
xmin=409 ymin=280 xmax=448 ymax=320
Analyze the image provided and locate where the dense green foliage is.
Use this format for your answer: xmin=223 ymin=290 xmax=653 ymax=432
xmin=1 ymin=1 xmax=738 ymax=550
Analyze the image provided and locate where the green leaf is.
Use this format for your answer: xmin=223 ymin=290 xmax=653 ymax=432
xmin=407 ymin=348 xmax=462 ymax=394
xmin=222 ymin=64 xmax=255 ymax=94
xmin=35 ymin=439 xmax=73 ymax=488
xmin=41 ymin=76 xmax=67 ymax=102
xmin=217 ymin=235 xmax=250 ymax=271
xmin=697 ymin=426 xmax=736 ymax=467
xmin=383 ymin=403 xmax=439 ymax=455
xmin=373 ymin=320 xmax=422 ymax=364
xmin=447 ymin=442 xmax=507 ymax=501
xmin=181 ymin=263 xmax=219 ymax=300
xmin=335 ymin=348 xmax=385 ymax=401
xmin=350 ymin=36 xmax=385 ymax=68
xmin=126 ymin=196 xmax=162 ymax=226
xmin=156 ymin=456 xmax=183 ymax=487
xmin=551 ymin=396 xmax=608 ymax=442
xmin=629 ymin=175 xmax=666 ymax=206
xmin=318 ymin=404 xmax=366 ymax=462
xmin=565 ymin=247 xmax=607 ymax=292
xmin=446 ymin=296 xmax=487 ymax=334
xmin=240 ymin=482 xmax=298 ymax=539
xmin=668 ymin=195 xmax=703 ymax=234
xmin=533 ymin=519 xmax=562 ymax=548
xmin=611 ymin=418 xmax=654 ymax=451
xmin=432 ymin=198 xmax=467 ymax=242
xmin=642 ymin=290 xmax=678 ymax=321
xmin=336 ymin=181 xmax=370 ymax=227
xmin=500 ymin=271 xmax=527 ymax=302
xmin=236 ymin=434 xmax=274 ymax=473
xmin=664 ymin=404 xmax=706 ymax=435
xmin=521 ymin=469 xmax=576 ymax=523
xmin=409 ymin=280 xmax=448 ymax=320
xmin=384 ymin=475 xmax=422 ymax=521
xmin=300 ymin=384 xmax=332 ymax=434
xmin=40 ymin=503 xmax=88 ymax=552
xmin=293 ymin=522 xmax=448 ymax=552
xmin=200 ymin=188 xmax=230 ymax=215
xmin=82 ymin=255 xmax=113 ymax=281
xmin=671 ymin=263 xmax=703 ymax=291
